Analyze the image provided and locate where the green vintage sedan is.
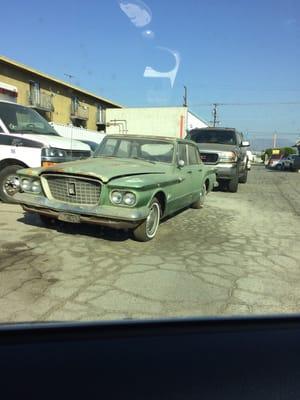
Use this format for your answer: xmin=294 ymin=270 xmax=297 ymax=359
xmin=14 ymin=135 xmax=216 ymax=241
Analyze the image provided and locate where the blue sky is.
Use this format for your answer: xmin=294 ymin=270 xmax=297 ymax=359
xmin=1 ymin=0 xmax=300 ymax=145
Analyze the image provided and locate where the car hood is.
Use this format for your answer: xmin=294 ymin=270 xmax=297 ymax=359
xmin=12 ymin=133 xmax=91 ymax=151
xmin=25 ymin=157 xmax=169 ymax=183
xmin=196 ymin=143 xmax=240 ymax=153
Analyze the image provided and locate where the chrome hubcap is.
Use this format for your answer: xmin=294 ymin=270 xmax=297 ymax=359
xmin=200 ymin=184 xmax=206 ymax=203
xmin=146 ymin=203 xmax=160 ymax=238
xmin=3 ymin=175 xmax=20 ymax=197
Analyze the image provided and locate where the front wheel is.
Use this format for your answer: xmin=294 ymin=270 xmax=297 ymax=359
xmin=227 ymin=175 xmax=239 ymax=193
xmin=0 ymin=165 xmax=22 ymax=203
xmin=133 ymin=198 xmax=161 ymax=242
xmin=191 ymin=183 xmax=207 ymax=209
xmin=239 ymin=169 xmax=248 ymax=184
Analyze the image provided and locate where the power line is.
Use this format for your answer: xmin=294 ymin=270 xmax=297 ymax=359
xmin=190 ymin=101 xmax=300 ymax=107
xmin=249 ymin=130 xmax=300 ymax=135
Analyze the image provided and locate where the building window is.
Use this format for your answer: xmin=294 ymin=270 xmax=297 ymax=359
xmin=96 ymin=104 xmax=105 ymax=124
xmin=71 ymin=96 xmax=79 ymax=115
xmin=29 ymin=81 xmax=40 ymax=105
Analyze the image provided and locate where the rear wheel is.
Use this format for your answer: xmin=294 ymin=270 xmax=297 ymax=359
xmin=0 ymin=165 xmax=22 ymax=203
xmin=133 ymin=198 xmax=161 ymax=242
xmin=191 ymin=183 xmax=207 ymax=209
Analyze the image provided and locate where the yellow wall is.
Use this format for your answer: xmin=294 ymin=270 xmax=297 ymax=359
xmin=0 ymin=61 xmax=111 ymax=131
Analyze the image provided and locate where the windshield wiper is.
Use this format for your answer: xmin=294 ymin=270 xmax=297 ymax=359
xmin=131 ymin=156 xmax=156 ymax=164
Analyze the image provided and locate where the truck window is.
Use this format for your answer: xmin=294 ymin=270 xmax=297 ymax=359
xmin=0 ymin=102 xmax=58 ymax=136
xmin=189 ymin=129 xmax=237 ymax=145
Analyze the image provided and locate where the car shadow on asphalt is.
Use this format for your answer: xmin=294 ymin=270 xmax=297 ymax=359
xmin=17 ymin=213 xmax=131 ymax=242
xmin=17 ymin=206 xmax=193 ymax=242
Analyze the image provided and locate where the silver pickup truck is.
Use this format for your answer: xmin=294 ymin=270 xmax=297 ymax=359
xmin=186 ymin=127 xmax=250 ymax=192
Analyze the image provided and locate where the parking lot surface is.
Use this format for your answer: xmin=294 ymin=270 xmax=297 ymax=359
xmin=0 ymin=166 xmax=300 ymax=322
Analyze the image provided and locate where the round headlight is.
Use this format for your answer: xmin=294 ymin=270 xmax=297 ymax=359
xmin=111 ymin=191 xmax=123 ymax=204
xmin=58 ymin=150 xmax=66 ymax=157
xmin=31 ymin=180 xmax=41 ymax=194
xmin=21 ymin=179 xmax=31 ymax=191
xmin=48 ymin=149 xmax=57 ymax=157
xmin=123 ymin=192 xmax=136 ymax=206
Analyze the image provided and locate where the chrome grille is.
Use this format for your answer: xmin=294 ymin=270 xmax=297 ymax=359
xmin=43 ymin=174 xmax=101 ymax=205
xmin=200 ymin=152 xmax=219 ymax=164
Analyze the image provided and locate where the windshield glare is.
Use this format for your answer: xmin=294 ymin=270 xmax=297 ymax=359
xmin=0 ymin=102 xmax=58 ymax=135
xmin=94 ymin=137 xmax=174 ymax=163
xmin=190 ymin=130 xmax=237 ymax=145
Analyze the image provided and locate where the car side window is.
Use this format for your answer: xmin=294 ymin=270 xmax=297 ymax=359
xmin=187 ymin=144 xmax=201 ymax=165
xmin=178 ymin=143 xmax=187 ymax=165
xmin=101 ymin=138 xmax=118 ymax=156
xmin=115 ymin=140 xmax=131 ymax=157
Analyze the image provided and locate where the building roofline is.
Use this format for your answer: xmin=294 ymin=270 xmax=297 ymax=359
xmin=187 ymin=109 xmax=210 ymax=126
xmin=0 ymin=55 xmax=122 ymax=108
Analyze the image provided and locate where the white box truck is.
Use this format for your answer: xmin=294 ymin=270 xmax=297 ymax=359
xmin=0 ymin=82 xmax=91 ymax=203
xmin=105 ymin=107 xmax=208 ymax=138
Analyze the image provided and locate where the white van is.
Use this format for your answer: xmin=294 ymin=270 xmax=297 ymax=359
xmin=0 ymin=99 xmax=91 ymax=203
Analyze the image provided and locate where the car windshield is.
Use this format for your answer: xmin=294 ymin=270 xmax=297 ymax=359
xmin=94 ymin=137 xmax=174 ymax=163
xmin=189 ymin=129 xmax=237 ymax=145
xmin=0 ymin=102 xmax=59 ymax=135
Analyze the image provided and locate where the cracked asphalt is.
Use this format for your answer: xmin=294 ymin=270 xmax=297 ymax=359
xmin=0 ymin=165 xmax=300 ymax=322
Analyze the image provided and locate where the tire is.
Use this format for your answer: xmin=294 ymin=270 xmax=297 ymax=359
xmin=239 ymin=169 xmax=248 ymax=184
xmin=227 ymin=175 xmax=239 ymax=193
xmin=276 ymin=164 xmax=282 ymax=170
xmin=0 ymin=165 xmax=22 ymax=203
xmin=191 ymin=183 xmax=207 ymax=209
xmin=133 ymin=198 xmax=161 ymax=242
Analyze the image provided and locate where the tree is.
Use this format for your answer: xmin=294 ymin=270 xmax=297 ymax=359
xmin=281 ymin=147 xmax=297 ymax=157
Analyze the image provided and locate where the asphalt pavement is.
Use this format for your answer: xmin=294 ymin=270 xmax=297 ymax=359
xmin=0 ymin=165 xmax=300 ymax=322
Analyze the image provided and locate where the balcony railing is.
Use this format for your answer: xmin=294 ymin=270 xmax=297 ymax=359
xmin=71 ymin=103 xmax=89 ymax=120
xmin=28 ymin=91 xmax=54 ymax=112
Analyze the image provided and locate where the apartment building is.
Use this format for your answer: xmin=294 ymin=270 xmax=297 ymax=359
xmin=0 ymin=56 xmax=121 ymax=131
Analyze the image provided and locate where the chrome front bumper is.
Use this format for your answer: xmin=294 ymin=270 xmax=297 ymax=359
xmin=14 ymin=193 xmax=148 ymax=229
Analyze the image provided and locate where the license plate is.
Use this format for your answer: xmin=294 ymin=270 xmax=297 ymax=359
xmin=58 ymin=212 xmax=80 ymax=223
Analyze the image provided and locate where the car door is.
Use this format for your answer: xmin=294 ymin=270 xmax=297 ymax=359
xmin=187 ymin=143 xmax=205 ymax=202
xmin=168 ymin=142 xmax=192 ymax=212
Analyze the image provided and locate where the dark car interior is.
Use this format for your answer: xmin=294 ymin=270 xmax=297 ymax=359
xmin=1 ymin=316 xmax=300 ymax=399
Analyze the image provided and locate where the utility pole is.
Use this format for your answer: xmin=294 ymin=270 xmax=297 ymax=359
xmin=183 ymin=86 xmax=188 ymax=107
xmin=273 ymin=132 xmax=277 ymax=148
xmin=212 ymin=103 xmax=219 ymax=127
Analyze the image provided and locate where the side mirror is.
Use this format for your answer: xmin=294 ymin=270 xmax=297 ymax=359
xmin=242 ymin=141 xmax=250 ymax=147
xmin=178 ymin=159 xmax=185 ymax=168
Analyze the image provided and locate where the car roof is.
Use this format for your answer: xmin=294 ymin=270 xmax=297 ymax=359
xmin=104 ymin=134 xmax=197 ymax=144
xmin=189 ymin=127 xmax=236 ymax=132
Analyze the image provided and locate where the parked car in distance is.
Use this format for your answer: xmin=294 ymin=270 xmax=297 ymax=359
xmin=266 ymin=154 xmax=282 ymax=169
xmin=14 ymin=135 xmax=217 ymax=241
xmin=274 ymin=154 xmax=299 ymax=171
xmin=186 ymin=127 xmax=250 ymax=193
